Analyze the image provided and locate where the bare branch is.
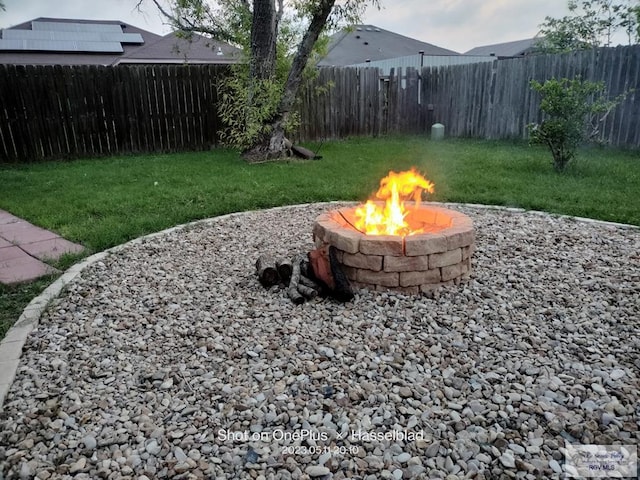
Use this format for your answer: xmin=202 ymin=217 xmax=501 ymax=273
xmin=138 ymin=0 xmax=238 ymax=43
xmin=149 ymin=0 xmax=177 ymax=24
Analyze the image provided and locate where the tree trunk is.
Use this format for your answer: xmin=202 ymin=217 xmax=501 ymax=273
xmin=243 ymin=0 xmax=336 ymax=162
xmin=249 ymin=0 xmax=277 ymax=82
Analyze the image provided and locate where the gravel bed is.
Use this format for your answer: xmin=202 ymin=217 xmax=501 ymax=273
xmin=1 ymin=203 xmax=639 ymax=480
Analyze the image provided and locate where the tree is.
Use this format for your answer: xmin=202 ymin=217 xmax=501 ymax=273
xmin=140 ymin=0 xmax=379 ymax=161
xmin=536 ymin=0 xmax=639 ymax=52
xmin=527 ymin=77 xmax=624 ymax=171
xmin=627 ymin=3 xmax=640 ymax=41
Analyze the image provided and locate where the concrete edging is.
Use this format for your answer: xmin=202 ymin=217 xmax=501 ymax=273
xmin=0 ymin=203 xmax=638 ymax=408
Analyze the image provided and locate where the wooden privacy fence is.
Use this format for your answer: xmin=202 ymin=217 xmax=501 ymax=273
xmin=0 ymin=45 xmax=639 ymax=162
xmin=426 ymin=45 xmax=640 ymax=146
xmin=298 ymin=45 xmax=640 ymax=148
xmin=296 ymin=67 xmax=433 ymax=141
xmin=0 ymin=64 xmax=226 ymax=162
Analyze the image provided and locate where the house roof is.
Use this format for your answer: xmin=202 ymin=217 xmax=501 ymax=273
xmin=116 ymin=32 xmax=242 ymax=65
xmin=318 ymin=24 xmax=459 ymax=67
xmin=464 ymin=38 xmax=540 ymax=57
xmin=0 ymin=17 xmax=160 ymax=65
xmin=0 ymin=17 xmax=240 ymax=66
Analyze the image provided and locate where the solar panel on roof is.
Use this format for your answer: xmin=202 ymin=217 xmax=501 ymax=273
xmin=73 ymin=41 xmax=123 ymax=52
xmin=32 ymin=21 xmax=124 ymax=34
xmin=4 ymin=29 xmax=143 ymax=44
xmin=0 ymin=38 xmax=124 ymax=53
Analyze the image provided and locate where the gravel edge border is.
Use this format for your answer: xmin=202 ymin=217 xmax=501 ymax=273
xmin=0 ymin=202 xmax=637 ymax=410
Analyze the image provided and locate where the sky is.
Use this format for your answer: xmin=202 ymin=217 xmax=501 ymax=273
xmin=0 ymin=0 xmax=630 ymax=53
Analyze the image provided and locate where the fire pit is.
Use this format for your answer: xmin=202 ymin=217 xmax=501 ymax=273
xmin=313 ymin=170 xmax=475 ymax=294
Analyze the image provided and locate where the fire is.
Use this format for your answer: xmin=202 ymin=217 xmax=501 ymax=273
xmin=354 ymin=168 xmax=435 ymax=236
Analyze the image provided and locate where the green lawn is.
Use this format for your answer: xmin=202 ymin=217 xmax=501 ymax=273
xmin=1 ymin=136 xmax=639 ymax=336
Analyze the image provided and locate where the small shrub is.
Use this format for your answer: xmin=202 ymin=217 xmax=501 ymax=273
xmin=528 ymin=77 xmax=624 ymax=171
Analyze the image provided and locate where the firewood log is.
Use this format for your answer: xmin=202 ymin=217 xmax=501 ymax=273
xmin=287 ymin=255 xmax=305 ymax=305
xmin=296 ymin=283 xmax=318 ymax=299
xmin=299 ymin=274 xmax=322 ymax=291
xmin=276 ymin=258 xmax=293 ymax=283
xmin=256 ymin=254 xmax=279 ymax=287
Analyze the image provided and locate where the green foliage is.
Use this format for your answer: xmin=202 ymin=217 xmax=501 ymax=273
xmin=151 ymin=0 xmax=377 ymax=153
xmin=632 ymin=4 xmax=640 ymax=39
xmin=215 ymin=6 xmax=329 ymax=150
xmin=218 ymin=73 xmax=300 ymax=150
xmin=536 ymin=0 xmax=639 ymax=52
xmin=528 ymin=77 xmax=623 ymax=171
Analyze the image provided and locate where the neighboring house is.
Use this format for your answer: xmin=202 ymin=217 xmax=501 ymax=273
xmin=318 ymin=24 xmax=459 ymax=67
xmin=116 ymin=31 xmax=241 ymax=65
xmin=349 ymin=53 xmax=496 ymax=74
xmin=0 ymin=17 xmax=241 ymax=66
xmin=464 ymin=37 xmax=541 ymax=58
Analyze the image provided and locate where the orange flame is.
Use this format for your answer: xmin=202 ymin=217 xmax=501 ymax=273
xmin=354 ymin=168 xmax=435 ymax=236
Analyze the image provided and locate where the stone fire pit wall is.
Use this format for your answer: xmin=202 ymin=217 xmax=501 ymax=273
xmin=313 ymin=205 xmax=475 ymax=294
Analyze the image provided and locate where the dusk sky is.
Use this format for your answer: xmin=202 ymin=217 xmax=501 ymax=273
xmin=0 ymin=0 xmax=630 ymax=53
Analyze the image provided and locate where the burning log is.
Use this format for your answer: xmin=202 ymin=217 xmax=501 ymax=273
xmin=256 ymin=255 xmax=279 ymax=286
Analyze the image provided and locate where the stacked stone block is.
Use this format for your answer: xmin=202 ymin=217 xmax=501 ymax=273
xmin=313 ymin=205 xmax=475 ymax=294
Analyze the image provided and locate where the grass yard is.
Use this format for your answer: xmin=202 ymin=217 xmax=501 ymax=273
xmin=1 ymin=135 xmax=639 ymax=336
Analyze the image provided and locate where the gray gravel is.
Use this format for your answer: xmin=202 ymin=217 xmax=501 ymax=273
xmin=1 ymin=203 xmax=639 ymax=480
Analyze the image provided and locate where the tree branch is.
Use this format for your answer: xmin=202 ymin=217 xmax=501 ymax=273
xmin=275 ymin=0 xmax=336 ymax=119
xmin=137 ymin=0 xmax=238 ymax=44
